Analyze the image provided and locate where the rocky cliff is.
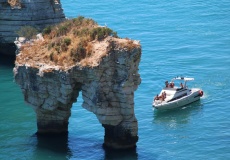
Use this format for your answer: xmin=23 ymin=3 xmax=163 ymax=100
xmin=13 ymin=18 xmax=142 ymax=149
xmin=0 ymin=0 xmax=65 ymax=55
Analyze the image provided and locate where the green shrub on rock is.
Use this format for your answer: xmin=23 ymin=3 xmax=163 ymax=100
xmin=64 ymin=38 xmax=71 ymax=46
xmin=16 ymin=26 xmax=38 ymax=40
xmin=90 ymin=27 xmax=118 ymax=41
xmin=42 ymin=26 xmax=52 ymax=35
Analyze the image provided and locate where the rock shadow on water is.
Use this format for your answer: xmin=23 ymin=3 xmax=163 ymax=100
xmin=33 ymin=132 xmax=72 ymax=159
xmin=68 ymin=136 xmax=138 ymax=159
xmin=32 ymin=132 xmax=138 ymax=159
xmin=103 ymin=145 xmax=138 ymax=160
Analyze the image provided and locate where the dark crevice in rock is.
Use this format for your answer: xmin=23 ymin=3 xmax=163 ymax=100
xmin=0 ymin=43 xmax=17 ymax=55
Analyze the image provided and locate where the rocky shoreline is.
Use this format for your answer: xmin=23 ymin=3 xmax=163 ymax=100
xmin=0 ymin=0 xmax=65 ymax=55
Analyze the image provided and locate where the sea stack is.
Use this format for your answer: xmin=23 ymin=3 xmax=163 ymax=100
xmin=0 ymin=0 xmax=65 ymax=55
xmin=13 ymin=17 xmax=141 ymax=149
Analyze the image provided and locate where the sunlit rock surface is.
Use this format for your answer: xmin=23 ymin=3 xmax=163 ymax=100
xmin=14 ymin=36 xmax=141 ymax=149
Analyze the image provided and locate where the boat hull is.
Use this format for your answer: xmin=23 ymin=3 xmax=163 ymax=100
xmin=153 ymin=89 xmax=202 ymax=110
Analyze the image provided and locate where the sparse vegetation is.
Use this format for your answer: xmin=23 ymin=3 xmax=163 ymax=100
xmin=16 ymin=26 xmax=38 ymax=40
xmin=42 ymin=26 xmax=52 ymax=35
xmin=16 ymin=16 xmax=139 ymax=69
xmin=64 ymin=38 xmax=71 ymax=46
xmin=90 ymin=27 xmax=118 ymax=41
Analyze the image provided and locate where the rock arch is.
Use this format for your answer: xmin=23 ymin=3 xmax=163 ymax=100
xmin=14 ymin=38 xmax=141 ymax=149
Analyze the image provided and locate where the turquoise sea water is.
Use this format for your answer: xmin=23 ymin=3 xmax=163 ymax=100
xmin=1 ymin=0 xmax=230 ymax=159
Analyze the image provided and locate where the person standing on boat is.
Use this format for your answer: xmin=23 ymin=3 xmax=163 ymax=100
xmin=180 ymin=82 xmax=184 ymax=88
xmin=165 ymin=81 xmax=169 ymax=87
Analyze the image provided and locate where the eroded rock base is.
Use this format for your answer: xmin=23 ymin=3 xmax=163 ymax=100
xmin=35 ymin=109 xmax=70 ymax=134
xmin=103 ymin=124 xmax=138 ymax=149
xmin=37 ymin=120 xmax=68 ymax=134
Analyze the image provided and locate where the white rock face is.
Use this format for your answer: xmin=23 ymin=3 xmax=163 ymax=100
xmin=0 ymin=0 xmax=65 ymax=55
xmin=14 ymin=37 xmax=141 ymax=149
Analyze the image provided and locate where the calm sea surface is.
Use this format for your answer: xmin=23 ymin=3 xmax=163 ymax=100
xmin=1 ymin=0 xmax=230 ymax=159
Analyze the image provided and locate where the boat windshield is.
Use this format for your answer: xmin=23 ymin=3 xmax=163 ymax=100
xmin=172 ymin=77 xmax=194 ymax=81
xmin=164 ymin=77 xmax=194 ymax=89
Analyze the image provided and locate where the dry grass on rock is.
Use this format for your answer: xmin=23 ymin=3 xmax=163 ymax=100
xmin=16 ymin=16 xmax=140 ymax=70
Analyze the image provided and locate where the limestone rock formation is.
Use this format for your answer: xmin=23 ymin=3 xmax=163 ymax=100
xmin=0 ymin=0 xmax=65 ymax=55
xmin=14 ymin=36 xmax=141 ymax=149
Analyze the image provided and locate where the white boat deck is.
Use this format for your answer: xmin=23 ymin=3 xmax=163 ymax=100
xmin=153 ymin=77 xmax=203 ymax=110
